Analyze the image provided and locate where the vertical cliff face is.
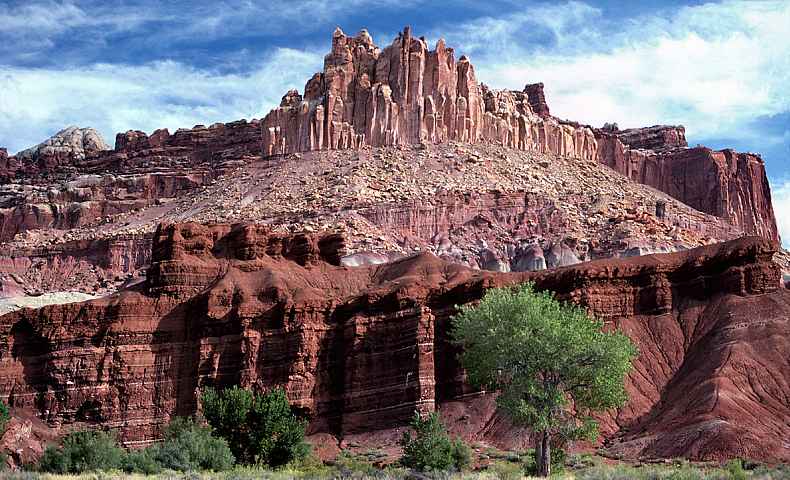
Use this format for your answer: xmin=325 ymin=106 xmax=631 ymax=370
xmin=0 ymin=224 xmax=787 ymax=463
xmin=258 ymin=26 xmax=777 ymax=243
xmin=595 ymin=129 xmax=778 ymax=243
xmin=261 ymin=27 xmax=598 ymax=161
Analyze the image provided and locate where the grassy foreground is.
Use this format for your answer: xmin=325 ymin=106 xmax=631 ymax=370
xmin=1 ymin=457 xmax=788 ymax=480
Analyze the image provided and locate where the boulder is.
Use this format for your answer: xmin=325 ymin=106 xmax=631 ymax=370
xmin=513 ymin=244 xmax=547 ymax=272
xmin=544 ymin=242 xmax=580 ymax=269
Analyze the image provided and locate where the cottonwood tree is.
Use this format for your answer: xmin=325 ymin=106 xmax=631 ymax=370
xmin=452 ymin=283 xmax=637 ymax=477
xmin=201 ymin=386 xmax=309 ymax=467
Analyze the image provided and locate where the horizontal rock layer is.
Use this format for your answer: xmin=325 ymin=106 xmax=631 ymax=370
xmin=596 ymin=132 xmax=778 ymax=242
xmin=1 ymin=120 xmax=261 ymax=182
xmin=0 ymin=120 xmax=262 ymax=248
xmin=0 ymin=235 xmax=150 ymax=297
xmin=0 ymin=173 xmax=215 ymax=243
xmin=0 ymin=224 xmax=786 ymax=462
xmin=614 ymin=124 xmax=687 ymax=152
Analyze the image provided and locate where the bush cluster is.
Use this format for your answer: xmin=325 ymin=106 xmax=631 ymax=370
xmin=32 ymin=386 xmax=310 ymax=474
xmin=399 ymin=412 xmax=471 ymax=472
xmin=37 ymin=419 xmax=234 ymax=475
xmin=0 ymin=400 xmax=9 ymax=435
xmin=201 ymin=386 xmax=309 ymax=467
xmin=38 ymin=430 xmax=124 ymax=474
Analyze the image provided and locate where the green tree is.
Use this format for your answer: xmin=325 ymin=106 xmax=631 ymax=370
xmin=452 ymin=283 xmax=637 ymax=477
xmin=201 ymin=386 xmax=309 ymax=467
xmin=399 ymin=412 xmax=472 ymax=472
xmin=0 ymin=399 xmax=9 ymax=434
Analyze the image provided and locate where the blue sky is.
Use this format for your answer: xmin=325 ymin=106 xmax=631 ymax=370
xmin=0 ymin=0 xmax=788 ymax=241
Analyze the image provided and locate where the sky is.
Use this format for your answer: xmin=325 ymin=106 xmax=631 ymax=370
xmin=0 ymin=0 xmax=788 ymax=242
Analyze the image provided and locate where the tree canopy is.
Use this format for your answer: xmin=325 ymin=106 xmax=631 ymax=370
xmin=201 ymin=386 xmax=309 ymax=467
xmin=451 ymin=283 xmax=637 ymax=476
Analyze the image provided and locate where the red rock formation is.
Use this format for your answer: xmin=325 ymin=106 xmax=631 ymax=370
xmin=0 ymin=224 xmax=786 ymax=462
xmin=0 ymin=173 xmax=213 ymax=242
xmin=0 ymin=119 xmax=263 ymax=244
xmin=1 ymin=120 xmax=262 ymax=182
xmin=258 ymin=26 xmax=776 ymax=243
xmin=0 ymin=235 xmax=150 ymax=296
xmin=0 ymin=149 xmax=17 ymax=183
xmin=261 ymin=27 xmax=598 ymax=161
xmin=523 ymin=83 xmax=550 ymax=117
xmin=616 ymin=125 xmax=687 ymax=151
xmin=81 ymin=120 xmax=262 ymax=175
xmin=595 ymin=130 xmax=778 ymax=243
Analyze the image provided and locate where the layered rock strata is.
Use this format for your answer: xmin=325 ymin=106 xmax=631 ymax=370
xmin=0 ymin=234 xmax=150 ymax=296
xmin=257 ymin=27 xmax=777 ymax=242
xmin=0 ymin=25 xmax=779 ymax=299
xmin=0 ymin=224 xmax=786 ymax=462
xmin=0 ymin=140 xmax=747 ymax=296
xmin=0 ymin=120 xmax=262 ymax=245
xmin=1 ymin=120 xmax=261 ymax=182
xmin=595 ymin=129 xmax=778 ymax=242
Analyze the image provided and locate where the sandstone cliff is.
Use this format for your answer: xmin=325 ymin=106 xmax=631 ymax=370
xmin=0 ymin=25 xmax=779 ymax=297
xmin=595 ymin=130 xmax=778 ymax=243
xmin=0 ymin=224 xmax=786 ymax=462
xmin=257 ymin=27 xmax=777 ymax=243
xmin=261 ymin=27 xmax=597 ymax=161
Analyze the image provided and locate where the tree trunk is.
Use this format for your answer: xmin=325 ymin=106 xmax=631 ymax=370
xmin=536 ymin=429 xmax=551 ymax=477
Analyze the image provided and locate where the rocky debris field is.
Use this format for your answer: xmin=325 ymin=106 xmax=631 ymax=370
xmin=3 ymin=142 xmax=739 ymax=281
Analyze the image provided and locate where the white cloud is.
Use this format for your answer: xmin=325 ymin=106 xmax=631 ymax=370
xmin=0 ymin=1 xmax=163 ymax=59
xmin=0 ymin=0 xmax=418 ymax=51
xmin=770 ymin=177 xmax=790 ymax=248
xmin=0 ymin=48 xmax=323 ymax=152
xmin=438 ymin=0 xmax=790 ymax=141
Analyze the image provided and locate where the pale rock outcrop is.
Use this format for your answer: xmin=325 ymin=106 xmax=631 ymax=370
xmin=15 ymin=127 xmax=109 ymax=167
xmin=261 ymin=27 xmax=598 ymax=161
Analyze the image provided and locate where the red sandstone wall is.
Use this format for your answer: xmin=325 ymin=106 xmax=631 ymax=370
xmin=0 ymin=224 xmax=786 ymax=461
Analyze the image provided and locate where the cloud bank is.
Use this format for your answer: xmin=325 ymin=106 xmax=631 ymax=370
xmin=0 ymin=48 xmax=323 ymax=153
xmin=436 ymin=1 xmax=790 ymax=140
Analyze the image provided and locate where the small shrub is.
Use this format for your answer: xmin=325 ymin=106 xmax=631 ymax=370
xmin=150 ymin=417 xmax=234 ymax=472
xmin=726 ymin=459 xmax=748 ymax=480
xmin=488 ymin=460 xmax=525 ymax=480
xmin=37 ymin=430 xmax=123 ymax=473
xmin=37 ymin=446 xmax=69 ymax=474
xmin=122 ymin=448 xmax=162 ymax=475
xmin=399 ymin=411 xmax=471 ymax=472
xmin=334 ymin=450 xmax=378 ymax=477
xmin=0 ymin=400 xmax=9 ymax=434
xmin=286 ymin=453 xmax=333 ymax=477
xmin=450 ymin=438 xmax=473 ymax=471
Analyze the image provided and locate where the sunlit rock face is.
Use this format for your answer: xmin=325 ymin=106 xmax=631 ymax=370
xmin=261 ymin=27 xmax=598 ymax=162
xmin=0 ymin=226 xmax=786 ymax=463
